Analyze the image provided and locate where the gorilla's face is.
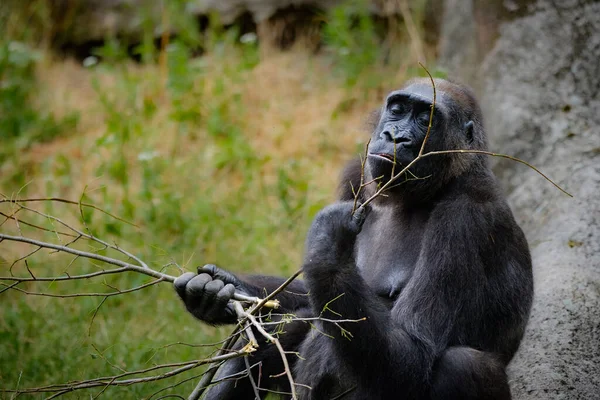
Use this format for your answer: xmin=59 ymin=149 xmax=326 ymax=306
xmin=367 ymin=84 xmax=445 ymax=184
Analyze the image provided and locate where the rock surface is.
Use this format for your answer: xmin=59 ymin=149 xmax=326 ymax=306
xmin=438 ymin=0 xmax=600 ymax=398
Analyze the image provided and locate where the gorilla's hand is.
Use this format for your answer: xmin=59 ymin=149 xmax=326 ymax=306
xmin=173 ymin=264 xmax=245 ymax=325
xmin=303 ymin=202 xmax=368 ymax=269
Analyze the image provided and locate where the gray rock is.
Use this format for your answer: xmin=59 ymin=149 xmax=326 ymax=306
xmin=438 ymin=0 xmax=600 ymax=398
xmin=437 ymin=0 xmax=477 ymax=81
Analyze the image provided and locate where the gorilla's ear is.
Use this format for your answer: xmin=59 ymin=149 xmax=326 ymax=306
xmin=465 ymin=121 xmax=475 ymax=143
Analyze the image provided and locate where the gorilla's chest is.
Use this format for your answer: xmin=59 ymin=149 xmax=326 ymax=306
xmin=355 ymin=207 xmax=428 ymax=302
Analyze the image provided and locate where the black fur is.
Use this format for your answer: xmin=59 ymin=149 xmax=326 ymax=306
xmin=174 ymin=79 xmax=533 ymax=399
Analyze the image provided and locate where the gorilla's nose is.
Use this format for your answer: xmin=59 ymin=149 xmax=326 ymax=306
xmin=381 ymin=130 xmax=412 ymax=145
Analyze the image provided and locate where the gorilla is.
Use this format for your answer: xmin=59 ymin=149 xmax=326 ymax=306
xmin=174 ymin=78 xmax=533 ymax=399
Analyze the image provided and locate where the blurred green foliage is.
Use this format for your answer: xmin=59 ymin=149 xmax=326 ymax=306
xmin=323 ymin=0 xmax=381 ymax=87
xmin=0 ymin=0 xmax=79 ymax=170
xmin=0 ymin=41 xmax=79 ymax=165
xmin=0 ymin=1 xmax=430 ymax=398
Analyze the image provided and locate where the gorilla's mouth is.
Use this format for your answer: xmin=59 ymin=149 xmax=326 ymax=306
xmin=369 ymin=153 xmax=396 ymax=163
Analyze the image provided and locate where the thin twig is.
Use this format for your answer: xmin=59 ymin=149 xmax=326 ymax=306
xmin=235 ymin=303 xmax=298 ymax=400
xmin=258 ymin=315 xmax=366 ymax=326
xmin=351 ymin=139 xmax=371 ymax=214
xmin=359 ymin=148 xmax=572 ymax=211
xmin=1 ymin=352 xmax=252 ymax=395
xmin=12 ymin=202 xmax=150 ymax=270
xmin=244 ymin=355 xmax=261 ymax=400
xmin=0 ymin=197 xmax=137 ymax=227
xmin=188 ymin=270 xmax=303 ymax=400
xmin=0 ymin=210 xmax=77 ymax=237
xmin=0 ymin=233 xmax=172 ymax=280
xmin=0 ymin=233 xmax=277 ymax=305
xmin=1 ymin=267 xmax=131 ymax=282
xmin=0 ymin=278 xmax=164 ymax=298
xmin=417 ymin=62 xmax=436 ymax=158
xmin=187 ymin=332 xmax=242 ymax=400
xmin=89 ymin=297 xmax=108 ymax=335
xmin=247 ymin=269 xmax=302 ymax=315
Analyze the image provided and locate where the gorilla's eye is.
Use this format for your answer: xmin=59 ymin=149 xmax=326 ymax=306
xmin=417 ymin=110 xmax=430 ymax=125
xmin=389 ymin=103 xmax=406 ymax=115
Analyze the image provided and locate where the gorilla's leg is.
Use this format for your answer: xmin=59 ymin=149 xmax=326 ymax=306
xmin=203 ymin=308 xmax=311 ymax=400
xmin=430 ymin=347 xmax=511 ymax=400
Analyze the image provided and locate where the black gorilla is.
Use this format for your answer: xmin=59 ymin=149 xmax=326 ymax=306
xmin=174 ymin=79 xmax=533 ymax=399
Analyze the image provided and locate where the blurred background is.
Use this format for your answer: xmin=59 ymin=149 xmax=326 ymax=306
xmin=1 ymin=0 xmax=598 ymax=398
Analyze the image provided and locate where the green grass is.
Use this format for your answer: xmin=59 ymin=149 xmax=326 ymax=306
xmin=0 ymin=2 xmax=433 ymax=398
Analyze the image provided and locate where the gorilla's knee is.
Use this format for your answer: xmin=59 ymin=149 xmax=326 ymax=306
xmin=430 ymin=347 xmax=511 ymax=400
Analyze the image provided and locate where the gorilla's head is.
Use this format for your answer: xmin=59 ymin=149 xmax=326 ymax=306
xmin=366 ymin=79 xmax=487 ymax=197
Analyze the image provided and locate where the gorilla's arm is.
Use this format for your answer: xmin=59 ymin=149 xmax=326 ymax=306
xmin=338 ymin=157 xmax=364 ymax=201
xmin=302 ymin=202 xmax=423 ymax=390
xmin=303 ymin=198 xmax=531 ymax=393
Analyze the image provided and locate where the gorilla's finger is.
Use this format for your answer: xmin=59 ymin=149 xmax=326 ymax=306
xmin=185 ymin=273 xmax=213 ymax=299
xmin=198 ymin=264 xmax=218 ymax=276
xmin=206 ymin=283 xmax=236 ymax=321
xmin=174 ymin=272 xmax=196 ymax=299
xmin=221 ymin=283 xmax=236 ymax=301
xmin=199 ymin=264 xmax=240 ymax=287
xmin=214 ymin=284 xmax=237 ymax=323
xmin=197 ymin=279 xmax=225 ymax=313
xmin=206 ymin=279 xmax=225 ymax=295
xmin=351 ymin=204 xmax=370 ymax=232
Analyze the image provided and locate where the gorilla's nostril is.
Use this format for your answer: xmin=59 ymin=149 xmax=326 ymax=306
xmin=395 ymin=136 xmax=411 ymax=144
xmin=381 ymin=128 xmax=411 ymax=145
xmin=381 ymin=130 xmax=394 ymax=141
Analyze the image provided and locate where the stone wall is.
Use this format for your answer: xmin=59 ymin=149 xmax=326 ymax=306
xmin=437 ymin=0 xmax=600 ymax=398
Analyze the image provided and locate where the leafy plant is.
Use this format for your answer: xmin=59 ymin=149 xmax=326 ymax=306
xmin=322 ymin=0 xmax=380 ymax=87
xmin=0 ymin=41 xmax=79 ymax=145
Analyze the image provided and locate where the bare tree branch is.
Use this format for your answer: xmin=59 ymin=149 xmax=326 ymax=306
xmin=0 ymin=197 xmax=138 ymax=227
xmin=0 ymin=278 xmax=164 ymax=298
xmin=187 ymin=269 xmax=303 ymax=400
xmin=234 ymin=302 xmax=298 ymax=400
xmin=0 ymin=233 xmax=278 ymax=306
xmin=0 ymin=196 xmax=298 ymax=398
xmin=0 ymin=351 xmax=253 ymax=396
